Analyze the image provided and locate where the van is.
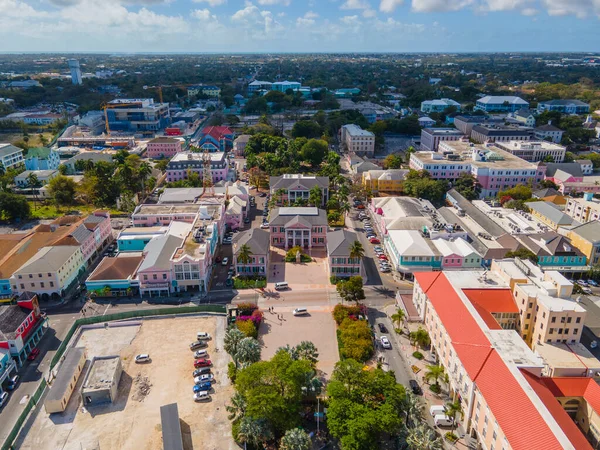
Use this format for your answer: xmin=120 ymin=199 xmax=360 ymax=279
xmin=293 ymin=308 xmax=308 ymax=316
xmin=433 ymin=414 xmax=453 ymax=427
xmin=429 ymin=405 xmax=446 ymax=417
xmin=275 ymin=282 xmax=289 ymax=291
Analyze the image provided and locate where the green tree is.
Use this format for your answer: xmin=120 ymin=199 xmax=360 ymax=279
xmin=403 ymin=423 xmax=443 ymax=450
xmin=338 ymin=318 xmax=373 ymax=362
xmin=444 ymin=400 xmax=464 ymax=432
xmin=349 ymin=240 xmax=365 ymax=261
xmin=327 ymin=359 xmax=406 ymax=450
xmin=308 ymin=185 xmax=323 ymax=207
xmin=336 ymin=276 xmax=365 ymax=303
xmin=291 ymin=120 xmax=322 ymax=139
xmin=236 ymin=337 xmax=261 ymax=369
xmin=403 ymin=391 xmax=423 ymax=428
xmin=154 ymin=159 xmax=169 ymax=171
xmin=26 ymin=172 xmax=40 ymax=210
xmin=293 ymin=341 xmax=319 ymax=367
xmin=498 ymin=185 xmax=532 ymax=201
xmin=453 ymin=173 xmax=481 ymax=200
xmin=300 ymin=139 xmax=328 ymax=167
xmin=237 ymin=243 xmax=253 ymax=265
xmin=409 ymin=327 xmax=430 ymax=350
xmin=505 ymin=248 xmax=538 ymax=263
xmin=0 ymin=192 xmax=30 ymax=221
xmin=391 ymin=308 xmax=406 ymax=331
xmin=424 ymin=365 xmax=445 ymax=389
xmin=224 ymin=327 xmax=246 ymax=369
xmin=57 ymin=164 xmax=67 ymax=175
xmin=226 ymin=391 xmax=247 ymax=421
xmin=280 ymin=428 xmax=311 ymax=450
xmin=47 ymin=174 xmax=77 ymax=207
xmin=383 ymin=153 xmax=403 ymax=169
xmin=238 ymin=417 xmax=273 ymax=448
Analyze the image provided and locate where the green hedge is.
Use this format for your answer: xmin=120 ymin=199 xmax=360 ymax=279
xmin=233 ymin=277 xmax=266 ymax=289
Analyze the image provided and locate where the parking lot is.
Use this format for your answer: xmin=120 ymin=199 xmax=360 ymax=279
xmin=259 ymin=307 xmax=339 ymax=378
xmin=20 ymin=316 xmax=234 ymax=450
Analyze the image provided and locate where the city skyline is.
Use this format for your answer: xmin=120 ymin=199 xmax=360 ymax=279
xmin=0 ymin=0 xmax=599 ymax=53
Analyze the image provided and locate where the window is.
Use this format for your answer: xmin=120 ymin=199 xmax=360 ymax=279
xmin=567 ymin=317 xmax=572 ymax=323
xmin=551 ymin=317 xmax=556 ymax=323
xmin=576 ymin=317 xmax=581 ymax=324
xmin=29 ymin=274 xmax=32 ymax=279
xmin=163 ymin=274 xmax=167 ymax=280
xmin=143 ymin=275 xmax=148 ymax=281
xmin=574 ymin=328 xmax=579 ymax=334
xmin=549 ymin=328 xmax=554 ymax=334
xmin=41 ymin=282 xmax=44 ymax=288
xmin=153 ymin=274 xmax=157 ymax=280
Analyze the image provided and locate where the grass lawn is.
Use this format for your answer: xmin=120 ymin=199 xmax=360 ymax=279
xmin=328 ymin=217 xmax=345 ymax=228
xmin=29 ymin=202 xmax=123 ymax=219
xmin=0 ymin=132 xmax=55 ymax=148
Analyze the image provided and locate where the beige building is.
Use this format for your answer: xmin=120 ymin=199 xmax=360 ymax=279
xmin=565 ymin=195 xmax=600 ymax=224
xmin=494 ymin=140 xmax=566 ymax=163
xmin=44 ymin=347 xmax=86 ymax=413
xmin=340 ymin=124 xmax=375 ymax=155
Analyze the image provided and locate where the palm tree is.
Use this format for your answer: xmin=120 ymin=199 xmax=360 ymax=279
xmin=138 ymin=161 xmax=152 ymax=195
xmin=339 ymin=201 xmax=351 ymax=226
xmin=26 ymin=173 xmax=40 ymax=210
xmin=224 ymin=327 xmax=245 ymax=367
xmin=0 ymin=162 xmax=5 ymax=176
xmin=403 ymin=423 xmax=443 ymax=450
xmin=403 ymin=391 xmax=423 ymax=428
xmin=276 ymin=188 xmax=286 ymax=205
xmin=280 ymin=428 xmax=311 ymax=450
xmin=308 ymin=185 xmax=323 ymax=207
xmin=424 ymin=364 xmax=445 ymax=390
xmin=236 ymin=337 xmax=261 ymax=368
xmin=409 ymin=327 xmax=431 ymax=350
xmin=444 ymin=400 xmax=464 ymax=433
xmin=238 ymin=417 xmax=273 ymax=448
xmin=391 ymin=308 xmax=406 ymax=331
xmin=226 ymin=392 xmax=247 ymax=421
xmin=294 ymin=340 xmax=319 ymax=367
xmin=236 ymin=243 xmax=253 ymax=271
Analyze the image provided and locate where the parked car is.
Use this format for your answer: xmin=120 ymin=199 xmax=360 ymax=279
xmin=227 ymin=268 xmax=235 ymax=276
xmin=588 ymin=279 xmax=599 ymax=287
xmin=135 ymin=354 xmax=151 ymax=364
xmin=0 ymin=391 xmax=8 ymax=408
xmin=193 ymin=367 xmax=212 ymax=377
xmin=409 ymin=379 xmax=423 ymax=395
xmin=194 ymin=349 xmax=208 ymax=358
xmin=244 ymin=217 xmax=250 ymax=224
xmin=380 ymin=267 xmax=391 ymax=273
xmin=260 ymin=223 xmax=270 ymax=229
xmin=193 ymin=382 xmax=212 ymax=392
xmin=197 ymin=332 xmax=211 ymax=340
xmin=577 ymin=280 xmax=588 ymax=287
xmin=27 ymin=348 xmax=40 ymax=361
xmin=380 ymin=336 xmax=392 ymax=349
xmin=190 ymin=341 xmax=208 ymax=350
xmin=378 ymin=255 xmax=389 ymax=261
xmin=221 ymin=258 xmax=229 ymax=266
xmin=369 ymin=238 xmax=380 ymax=244
xmin=193 ymin=391 xmax=211 ymax=402
xmin=215 ymin=256 xmax=222 ymax=263
xmin=194 ymin=359 xmax=212 ymax=368
xmin=429 ymin=405 xmax=446 ymax=417
xmin=195 ymin=374 xmax=214 ymax=383
xmin=357 ymin=205 xmax=365 ymax=210
xmin=6 ymin=375 xmax=20 ymax=391
xmin=258 ymin=192 xmax=266 ymax=197
xmin=378 ymin=323 xmax=388 ymax=333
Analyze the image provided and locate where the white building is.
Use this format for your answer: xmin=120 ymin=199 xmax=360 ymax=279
xmin=340 ymin=124 xmax=375 ymax=155
xmin=68 ymin=59 xmax=83 ymax=85
xmin=420 ymin=128 xmax=465 ymax=151
xmin=0 ymin=143 xmax=24 ymax=169
xmin=420 ymin=98 xmax=461 ymax=114
xmin=493 ymin=141 xmax=566 ymax=163
xmin=534 ymin=124 xmax=564 ymax=144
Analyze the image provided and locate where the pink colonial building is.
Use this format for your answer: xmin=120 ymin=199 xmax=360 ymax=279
xmin=233 ymin=228 xmax=270 ymax=276
xmin=327 ymin=230 xmax=364 ymax=279
xmin=269 ymin=207 xmax=328 ymax=249
xmin=146 ymin=137 xmax=183 ymax=159
xmin=52 ymin=211 xmax=112 ymax=266
xmin=166 ymin=152 xmax=229 ymax=184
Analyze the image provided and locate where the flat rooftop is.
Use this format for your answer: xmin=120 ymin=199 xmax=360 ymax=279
xmin=170 ymin=152 xmax=225 ymax=163
xmin=82 ymin=356 xmax=120 ymax=393
xmin=134 ymin=204 xmax=201 ymax=216
xmin=487 ymin=329 xmax=545 ymax=368
xmin=278 ymin=207 xmax=319 ymax=216
xmin=436 ymin=141 xmax=540 ymax=169
xmin=422 ymin=128 xmax=464 ymax=135
xmin=536 ymin=342 xmax=600 ymax=371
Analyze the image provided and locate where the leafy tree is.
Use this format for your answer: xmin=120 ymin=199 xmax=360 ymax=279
xmin=538 ymin=179 xmax=559 ymax=190
xmin=280 ymin=428 xmax=311 ymax=450
xmin=402 ymin=423 xmax=443 ymax=450
xmin=238 ymin=417 xmax=274 ymax=448
xmin=383 ymin=153 xmax=403 ymax=169
xmin=236 ymin=319 xmax=258 ymax=339
xmin=291 ymin=120 xmax=322 ymax=139
xmin=338 ymin=318 xmax=373 ymax=362
xmin=293 ymin=341 xmax=319 ymax=367
xmin=236 ymin=337 xmax=261 ymax=368
xmin=505 ymin=248 xmax=538 ymax=263
xmin=308 ymin=185 xmax=322 ymax=207
xmin=300 ymin=139 xmax=328 ymax=167
xmin=409 ymin=327 xmax=430 ymax=349
xmin=336 ymin=276 xmax=365 ymax=303
xmin=47 ymin=174 xmax=77 ymax=207
xmin=542 ymin=155 xmax=555 ymax=163
xmin=498 ymin=185 xmax=532 ymax=201
xmin=327 ymin=359 xmax=406 ymax=450
xmin=453 ymin=173 xmax=481 ymax=200
xmin=26 ymin=172 xmax=40 ymax=209
xmin=0 ymin=162 xmax=4 ymax=177
xmin=226 ymin=391 xmax=247 ymax=421
xmin=154 ymin=159 xmax=169 ymax=171
xmin=587 ymin=153 xmax=600 ymax=169
xmin=0 ymin=192 xmax=30 ymax=221
xmin=564 ymin=151 xmax=576 ymax=163
xmin=402 ymin=391 xmax=423 ymax=428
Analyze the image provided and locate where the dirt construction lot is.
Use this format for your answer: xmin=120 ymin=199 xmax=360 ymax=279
xmin=20 ymin=316 xmax=235 ymax=450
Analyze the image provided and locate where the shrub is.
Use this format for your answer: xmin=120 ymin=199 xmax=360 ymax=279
xmin=228 ymin=361 xmax=237 ymax=383
xmin=237 ymin=319 xmax=258 ymax=339
xmin=330 ymin=275 xmax=340 ymax=285
xmin=338 ymin=318 xmax=373 ymax=362
xmin=429 ymin=384 xmax=441 ymax=394
xmin=412 ymin=351 xmax=424 ymax=360
xmin=332 ymin=304 xmax=366 ymax=325
xmin=237 ymin=302 xmax=258 ymax=316
xmin=285 ymin=245 xmax=312 ymax=263
xmin=445 ymin=432 xmax=458 ymax=443
xmin=234 ymin=277 xmax=266 ymax=289
xmin=395 ymin=328 xmax=403 ymax=335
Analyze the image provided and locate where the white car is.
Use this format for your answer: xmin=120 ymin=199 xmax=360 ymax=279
xmin=260 ymin=223 xmax=269 ymax=229
xmin=194 ymin=349 xmax=208 ymax=358
xmin=0 ymin=391 xmax=8 ymax=408
xmin=195 ymin=374 xmax=214 ymax=383
xmin=221 ymin=257 xmax=229 ymax=266
xmin=380 ymin=336 xmax=392 ymax=349
xmin=193 ymin=391 xmax=211 ymax=402
xmin=135 ymin=354 xmax=151 ymax=363
xmin=197 ymin=332 xmax=211 ymax=340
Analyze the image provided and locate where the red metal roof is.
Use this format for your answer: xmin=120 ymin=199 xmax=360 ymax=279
xmin=203 ymin=126 xmax=232 ymax=140
xmin=462 ymin=288 xmax=519 ymax=313
xmin=521 ymin=371 xmax=593 ymax=450
xmin=413 ymin=271 xmax=585 ymax=450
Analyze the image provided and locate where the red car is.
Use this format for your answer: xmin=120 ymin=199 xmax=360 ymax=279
xmin=369 ymin=238 xmax=380 ymax=244
xmin=27 ymin=348 xmax=40 ymax=361
xmin=357 ymin=204 xmax=365 ymax=210
xmin=215 ymin=256 xmax=222 ymax=263
xmin=378 ymin=255 xmax=388 ymax=261
xmin=194 ymin=359 xmax=212 ymax=368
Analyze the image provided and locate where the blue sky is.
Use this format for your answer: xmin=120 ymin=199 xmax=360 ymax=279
xmin=0 ymin=0 xmax=599 ymax=52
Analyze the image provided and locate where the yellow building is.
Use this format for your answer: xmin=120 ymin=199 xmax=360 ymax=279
xmin=527 ymin=200 xmax=575 ymax=230
xmin=361 ymin=169 xmax=407 ymax=195
xmin=568 ymin=221 xmax=600 ymax=266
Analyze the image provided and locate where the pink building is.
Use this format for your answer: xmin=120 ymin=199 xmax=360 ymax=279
xmin=52 ymin=211 xmax=112 ymax=266
xmin=166 ymin=152 xmax=229 ymax=184
xmin=146 ymin=137 xmax=182 ymax=159
xmin=233 ymin=229 xmax=270 ymax=276
xmin=132 ymin=204 xmax=203 ymax=227
xmin=225 ymin=196 xmax=247 ymax=231
xmin=327 ymin=230 xmax=365 ymax=279
xmin=84 ymin=211 xmax=112 ymax=253
xmin=269 ymin=207 xmax=328 ymax=249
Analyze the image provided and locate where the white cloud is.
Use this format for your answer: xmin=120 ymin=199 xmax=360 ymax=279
xmin=257 ymin=0 xmax=291 ymax=5
xmin=191 ymin=8 xmax=217 ymax=20
xmin=541 ymin=0 xmax=600 ymax=18
xmin=521 ymin=6 xmax=538 ymax=14
xmin=231 ymin=4 xmax=259 ymax=21
xmin=231 ymin=3 xmax=283 ymax=37
xmin=362 ymin=8 xmax=377 ymax=16
xmin=304 ymin=10 xmax=319 ymax=18
xmin=341 ymin=0 xmax=371 ymax=10
xmin=192 ymin=0 xmax=226 ymax=6
xmin=411 ymin=0 xmax=473 ymax=12
xmin=379 ymin=0 xmax=403 ymax=13
xmin=0 ymin=0 xmax=49 ymax=18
